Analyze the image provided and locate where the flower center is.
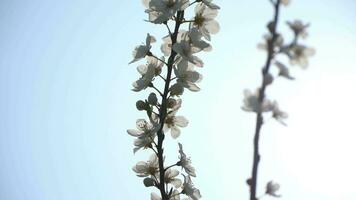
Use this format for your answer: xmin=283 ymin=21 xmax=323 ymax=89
xmin=165 ymin=116 xmax=174 ymax=125
xmin=166 ymin=0 xmax=176 ymax=8
xmin=194 ymin=14 xmax=205 ymax=27
xmin=148 ymin=166 xmax=158 ymax=175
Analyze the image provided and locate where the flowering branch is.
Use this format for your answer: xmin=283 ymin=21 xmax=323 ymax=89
xmin=127 ymin=1 xmax=220 ymax=200
xmin=249 ymin=2 xmax=281 ymax=199
xmin=242 ymin=0 xmax=315 ymax=199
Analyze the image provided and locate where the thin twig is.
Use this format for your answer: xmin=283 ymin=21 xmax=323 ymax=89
xmin=164 ymin=163 xmax=178 ymax=172
xmin=151 ymin=85 xmax=164 ymax=97
xmin=249 ymin=1 xmax=281 ymax=200
xmin=159 ymin=74 xmax=167 ymax=81
xmin=150 ymin=54 xmax=169 ymax=66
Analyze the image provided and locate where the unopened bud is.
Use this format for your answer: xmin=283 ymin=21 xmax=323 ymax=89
xmin=136 ymin=100 xmax=146 ymax=111
xmin=264 ymin=73 xmax=274 ymax=85
xmin=148 ymin=93 xmax=158 ymax=105
xmin=143 ymin=177 xmax=156 ymax=187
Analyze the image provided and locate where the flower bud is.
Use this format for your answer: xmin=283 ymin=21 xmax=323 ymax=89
xmin=266 ymin=181 xmax=281 ymax=197
xmin=148 ymin=93 xmax=158 ymax=105
xmin=264 ymin=73 xmax=274 ymax=85
xmin=143 ymin=177 xmax=156 ymax=187
xmin=267 ymin=21 xmax=275 ymax=33
xmin=136 ymin=100 xmax=146 ymax=111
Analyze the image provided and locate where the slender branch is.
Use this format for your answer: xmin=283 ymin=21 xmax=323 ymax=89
xmin=151 ymin=85 xmax=164 ymax=97
xmin=150 ymin=146 xmax=159 ymax=155
xmin=189 ymin=0 xmax=198 ymax=7
xmin=249 ymin=1 xmax=281 ymax=200
xmin=159 ymin=74 xmax=167 ymax=81
xmin=165 ymin=23 xmax=173 ymax=37
xmin=156 ymin=11 xmax=185 ymax=200
xmin=150 ymin=54 xmax=169 ymax=66
xmin=164 ymin=163 xmax=178 ymax=172
xmin=182 ymin=20 xmax=195 ymax=24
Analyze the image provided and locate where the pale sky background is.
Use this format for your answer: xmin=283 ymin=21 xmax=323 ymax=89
xmin=0 ymin=0 xmax=356 ymax=200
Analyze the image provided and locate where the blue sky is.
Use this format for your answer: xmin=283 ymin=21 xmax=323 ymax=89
xmin=0 ymin=0 xmax=356 ymax=200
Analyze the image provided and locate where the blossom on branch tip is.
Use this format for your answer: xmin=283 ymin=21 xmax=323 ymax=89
xmin=192 ymin=3 xmax=220 ymax=41
xmin=174 ymin=60 xmax=203 ymax=92
xmin=164 ymin=111 xmax=188 ymax=139
xmin=182 ymin=175 xmax=201 ymax=200
xmin=271 ymin=101 xmax=288 ymax=125
xmin=178 ymin=143 xmax=196 ymax=177
xmin=274 ymin=61 xmax=295 ymax=80
xmin=242 ymin=89 xmax=273 ymax=113
xmin=143 ymin=0 xmax=189 ymax=24
xmin=133 ymin=154 xmax=159 ymax=177
xmin=165 ymin=168 xmax=183 ymax=188
xmin=132 ymin=57 xmax=164 ymax=92
xmin=161 ymin=29 xmax=211 ymax=57
xmin=287 ymin=20 xmax=309 ymax=39
xmin=199 ymin=0 xmax=220 ymax=9
xmin=127 ymin=119 xmax=158 ymax=153
xmin=288 ymin=44 xmax=315 ymax=68
xmin=129 ymin=33 xmax=156 ymax=64
xmin=173 ymin=41 xmax=204 ymax=67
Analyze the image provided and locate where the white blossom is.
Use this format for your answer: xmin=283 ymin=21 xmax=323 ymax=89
xmin=164 ymin=111 xmax=188 ymax=139
xmin=165 ymin=168 xmax=183 ymax=188
xmin=199 ymin=0 xmax=220 ymax=9
xmin=178 ymin=143 xmax=196 ymax=177
xmin=274 ymin=61 xmax=295 ymax=80
xmin=151 ymin=193 xmax=161 ymax=200
xmin=132 ymin=57 xmax=164 ymax=92
xmin=174 ymin=60 xmax=203 ymax=92
xmin=288 ymin=44 xmax=315 ymax=68
xmin=129 ymin=33 xmax=156 ymax=64
xmin=192 ymin=4 xmax=220 ymax=41
xmin=182 ymin=175 xmax=201 ymax=200
xmin=271 ymin=101 xmax=288 ymax=125
xmin=287 ymin=20 xmax=309 ymax=38
xmin=143 ymin=0 xmax=189 ymax=24
xmin=170 ymin=190 xmax=181 ymax=200
xmin=133 ymin=154 xmax=159 ymax=177
xmin=127 ymin=119 xmax=158 ymax=153
xmin=162 ymin=29 xmax=211 ymax=57
xmin=241 ymin=89 xmax=273 ymax=113
xmin=266 ymin=181 xmax=281 ymax=197
xmin=173 ymin=40 xmax=204 ymax=67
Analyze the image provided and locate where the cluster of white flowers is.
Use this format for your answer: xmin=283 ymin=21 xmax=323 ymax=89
xmin=244 ymin=0 xmax=314 ymax=126
xmin=128 ymin=0 xmax=220 ymax=199
xmin=245 ymin=1 xmax=314 ymax=199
